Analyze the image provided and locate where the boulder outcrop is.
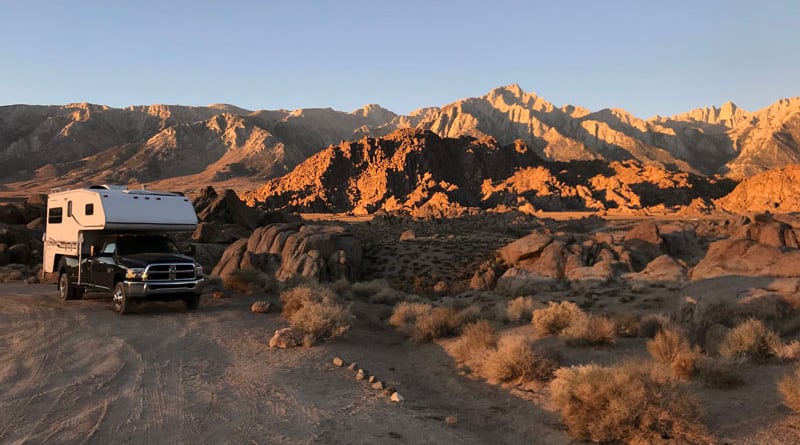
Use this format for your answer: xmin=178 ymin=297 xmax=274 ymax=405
xmin=211 ymin=223 xmax=362 ymax=283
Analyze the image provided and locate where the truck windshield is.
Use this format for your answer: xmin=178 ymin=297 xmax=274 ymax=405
xmin=117 ymin=236 xmax=179 ymax=255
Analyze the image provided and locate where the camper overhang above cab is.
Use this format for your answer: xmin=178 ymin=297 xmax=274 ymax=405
xmin=47 ymin=185 xmax=198 ymax=232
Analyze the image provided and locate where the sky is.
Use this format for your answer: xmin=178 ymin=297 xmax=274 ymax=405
xmin=1 ymin=0 xmax=798 ymax=118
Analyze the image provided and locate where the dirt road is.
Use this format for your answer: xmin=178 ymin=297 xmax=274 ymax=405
xmin=0 ymin=284 xmax=566 ymax=444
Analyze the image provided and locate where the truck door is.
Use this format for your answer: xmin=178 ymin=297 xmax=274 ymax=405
xmin=90 ymin=240 xmax=118 ymax=290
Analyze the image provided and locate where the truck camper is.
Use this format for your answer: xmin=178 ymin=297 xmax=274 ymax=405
xmin=43 ymin=185 xmax=205 ymax=314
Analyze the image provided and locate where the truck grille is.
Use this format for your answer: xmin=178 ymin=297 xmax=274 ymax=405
xmin=145 ymin=263 xmax=196 ymax=281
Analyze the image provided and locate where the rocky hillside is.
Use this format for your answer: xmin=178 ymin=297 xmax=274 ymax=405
xmin=715 ymin=164 xmax=800 ymax=213
xmin=1 ymin=86 xmax=798 ymax=196
xmin=246 ymin=129 xmax=735 ymax=216
xmin=0 ymin=102 xmax=397 ymax=191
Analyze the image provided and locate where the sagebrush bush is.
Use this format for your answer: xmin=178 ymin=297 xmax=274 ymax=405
xmin=561 ymin=315 xmax=616 ymax=346
xmin=637 ymin=313 xmax=672 ymax=338
xmin=223 ymin=268 xmax=276 ymax=294
xmin=279 ymin=284 xmax=352 ymax=345
xmin=451 ymin=320 xmax=497 ymax=370
xmin=389 ymin=302 xmax=475 ymax=342
xmin=350 ymin=279 xmax=391 ymax=300
xmin=481 ymin=335 xmax=559 ymax=384
xmin=531 ymin=301 xmax=585 ymax=337
xmin=647 ymin=326 xmax=698 ymax=379
xmin=506 ymin=296 xmax=539 ymax=323
xmin=719 ymin=319 xmax=782 ymax=361
xmin=695 ymin=357 xmax=744 ymax=389
xmin=778 ymin=365 xmax=800 ymax=413
xmin=550 ymin=361 xmax=713 ymax=444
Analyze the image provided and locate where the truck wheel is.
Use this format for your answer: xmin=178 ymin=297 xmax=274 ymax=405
xmin=112 ymin=282 xmax=132 ymax=314
xmin=185 ymin=295 xmax=200 ymax=311
xmin=58 ymin=270 xmax=81 ymax=300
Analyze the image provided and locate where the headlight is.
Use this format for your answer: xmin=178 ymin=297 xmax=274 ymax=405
xmin=195 ymin=265 xmax=204 ymax=277
xmin=126 ymin=268 xmax=146 ymax=280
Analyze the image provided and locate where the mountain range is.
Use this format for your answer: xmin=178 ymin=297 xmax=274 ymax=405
xmin=0 ymin=85 xmax=798 ymax=196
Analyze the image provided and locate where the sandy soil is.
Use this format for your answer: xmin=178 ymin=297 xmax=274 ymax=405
xmin=0 ymin=284 xmax=567 ymax=444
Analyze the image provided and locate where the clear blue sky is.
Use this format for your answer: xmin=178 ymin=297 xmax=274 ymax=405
xmin=1 ymin=0 xmax=798 ymax=118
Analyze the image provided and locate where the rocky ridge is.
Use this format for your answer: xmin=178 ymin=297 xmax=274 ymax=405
xmin=246 ymin=129 xmax=735 ymax=216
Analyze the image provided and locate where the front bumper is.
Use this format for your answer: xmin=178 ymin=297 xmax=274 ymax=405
xmin=123 ymin=278 xmax=204 ymax=298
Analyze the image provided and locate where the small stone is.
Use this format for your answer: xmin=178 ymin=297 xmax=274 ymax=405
xmin=371 ymin=381 xmax=385 ymax=390
xmin=347 ymin=362 xmax=358 ymax=371
xmin=212 ymin=290 xmax=228 ymax=299
xmin=355 ymin=368 xmax=367 ymax=381
xmin=251 ymin=301 xmax=271 ymax=313
xmin=269 ymin=327 xmax=302 ymax=349
xmin=399 ymin=230 xmax=416 ymax=241
xmin=381 ymin=387 xmax=396 ymax=397
xmin=332 ymin=357 xmax=345 ymax=367
xmin=390 ymin=392 xmax=404 ymax=403
xmin=368 ymin=375 xmax=377 ymax=383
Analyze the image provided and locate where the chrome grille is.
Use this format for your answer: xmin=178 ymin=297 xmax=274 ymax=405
xmin=145 ymin=263 xmax=196 ymax=281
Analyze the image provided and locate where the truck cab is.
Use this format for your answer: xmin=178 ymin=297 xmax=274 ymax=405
xmin=45 ymin=185 xmax=205 ymax=314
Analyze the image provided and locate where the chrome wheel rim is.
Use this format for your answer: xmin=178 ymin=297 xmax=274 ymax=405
xmin=59 ymin=274 xmax=67 ymax=299
xmin=113 ymin=287 xmax=124 ymax=310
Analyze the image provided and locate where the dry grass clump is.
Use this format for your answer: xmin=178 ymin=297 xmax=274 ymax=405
xmin=350 ymin=279 xmax=390 ymax=299
xmin=561 ymin=315 xmax=617 ymax=346
xmin=450 ymin=320 xmax=497 ymax=370
xmin=481 ymin=335 xmax=560 ymax=384
xmin=531 ymin=301 xmax=585 ymax=336
xmin=279 ymin=284 xmax=352 ymax=346
xmin=637 ymin=313 xmax=672 ymax=338
xmin=719 ymin=319 xmax=782 ymax=361
xmin=389 ymin=302 xmax=476 ymax=342
xmin=777 ymin=340 xmax=800 ymax=361
xmin=550 ymin=361 xmax=713 ymax=444
xmin=223 ymin=268 xmax=276 ymax=294
xmin=506 ymin=296 xmax=539 ymax=323
xmin=647 ymin=326 xmax=699 ymax=380
xmin=778 ymin=365 xmax=800 ymax=413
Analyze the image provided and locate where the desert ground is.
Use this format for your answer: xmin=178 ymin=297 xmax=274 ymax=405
xmin=3 ymin=210 xmax=800 ymax=444
xmin=0 ymin=283 xmax=566 ymax=445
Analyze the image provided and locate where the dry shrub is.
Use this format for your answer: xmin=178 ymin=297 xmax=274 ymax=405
xmin=223 ymin=268 xmax=276 ymax=294
xmin=778 ymin=365 xmax=800 ymax=413
xmin=647 ymin=326 xmax=699 ymax=379
xmin=506 ymin=296 xmax=539 ymax=323
xmin=777 ymin=340 xmax=800 ymax=361
xmin=719 ymin=319 xmax=782 ymax=361
xmin=561 ymin=315 xmax=616 ymax=346
xmin=279 ymin=284 xmax=352 ymax=346
xmin=532 ymin=301 xmax=585 ymax=337
xmin=389 ymin=302 xmax=476 ymax=342
xmin=637 ymin=313 xmax=672 ymax=338
xmin=612 ymin=313 xmax=640 ymax=338
xmin=451 ymin=320 xmax=497 ymax=370
xmin=550 ymin=361 xmax=713 ymax=444
xmin=648 ymin=326 xmax=691 ymax=364
xmin=389 ymin=302 xmax=433 ymax=336
xmin=369 ymin=287 xmax=405 ymax=305
xmin=351 ymin=279 xmax=390 ymax=299
xmin=329 ymin=278 xmax=353 ymax=299
xmin=412 ymin=306 xmax=461 ymax=342
xmin=482 ymin=335 xmax=559 ymax=384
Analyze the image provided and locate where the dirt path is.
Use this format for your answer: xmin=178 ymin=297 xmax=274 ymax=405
xmin=0 ymin=284 xmax=567 ymax=444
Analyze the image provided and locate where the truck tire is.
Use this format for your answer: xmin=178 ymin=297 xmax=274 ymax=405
xmin=112 ymin=282 xmax=132 ymax=314
xmin=185 ymin=295 xmax=200 ymax=311
xmin=58 ymin=269 xmax=83 ymax=300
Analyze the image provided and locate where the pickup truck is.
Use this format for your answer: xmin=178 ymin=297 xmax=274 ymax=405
xmin=57 ymin=233 xmax=204 ymax=314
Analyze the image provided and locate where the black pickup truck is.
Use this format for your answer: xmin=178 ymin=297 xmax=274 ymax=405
xmin=57 ymin=234 xmax=204 ymax=314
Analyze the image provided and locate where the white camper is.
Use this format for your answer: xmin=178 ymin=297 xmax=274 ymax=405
xmin=44 ymin=185 xmax=204 ymax=314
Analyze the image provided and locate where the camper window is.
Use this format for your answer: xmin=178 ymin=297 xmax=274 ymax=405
xmin=48 ymin=207 xmax=63 ymax=224
xmin=85 ymin=203 xmax=94 ymax=215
